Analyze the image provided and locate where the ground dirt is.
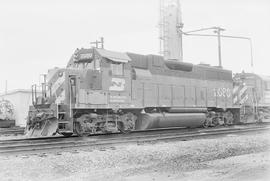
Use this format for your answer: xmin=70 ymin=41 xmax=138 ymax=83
xmin=0 ymin=131 xmax=269 ymax=181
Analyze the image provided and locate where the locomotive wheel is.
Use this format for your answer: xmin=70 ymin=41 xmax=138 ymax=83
xmin=74 ymin=122 xmax=83 ymax=137
xmin=203 ymin=119 xmax=210 ymax=128
xmin=203 ymin=117 xmax=212 ymax=128
xmin=212 ymin=118 xmax=219 ymax=127
xmin=118 ymin=113 xmax=136 ymax=133
xmin=117 ymin=122 xmax=132 ymax=134
xmin=224 ymin=111 xmax=234 ymax=125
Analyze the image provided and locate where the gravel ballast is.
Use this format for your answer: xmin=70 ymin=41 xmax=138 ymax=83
xmin=0 ymin=131 xmax=269 ymax=181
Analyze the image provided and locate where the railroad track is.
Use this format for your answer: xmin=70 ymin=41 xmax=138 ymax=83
xmin=0 ymin=123 xmax=269 ymax=155
xmin=0 ymin=127 xmax=25 ymax=135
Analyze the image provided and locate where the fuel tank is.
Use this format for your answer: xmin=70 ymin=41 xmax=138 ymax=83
xmin=135 ymin=113 xmax=206 ymax=130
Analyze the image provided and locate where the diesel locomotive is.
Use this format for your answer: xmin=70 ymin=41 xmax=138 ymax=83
xmin=233 ymin=72 xmax=270 ymax=123
xmin=25 ymin=47 xmax=261 ymax=137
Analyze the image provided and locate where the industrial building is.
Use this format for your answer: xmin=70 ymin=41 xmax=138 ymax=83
xmin=0 ymin=89 xmax=40 ymax=127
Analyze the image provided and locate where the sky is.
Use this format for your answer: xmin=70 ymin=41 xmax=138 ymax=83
xmin=0 ymin=0 xmax=270 ymax=93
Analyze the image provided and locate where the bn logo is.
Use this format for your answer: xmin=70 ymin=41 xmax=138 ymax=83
xmin=109 ymin=78 xmax=125 ymax=91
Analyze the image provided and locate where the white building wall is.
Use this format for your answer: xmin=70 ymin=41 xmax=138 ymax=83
xmin=0 ymin=90 xmax=40 ymax=127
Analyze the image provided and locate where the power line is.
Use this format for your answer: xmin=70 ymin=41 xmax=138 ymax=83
xmin=178 ymin=28 xmax=253 ymax=68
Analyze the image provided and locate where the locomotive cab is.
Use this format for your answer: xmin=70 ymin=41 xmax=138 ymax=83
xmin=68 ymin=48 xmax=135 ymax=135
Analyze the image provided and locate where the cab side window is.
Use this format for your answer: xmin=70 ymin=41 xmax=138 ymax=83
xmin=111 ymin=63 xmax=124 ymax=76
xmin=87 ymin=61 xmax=94 ymax=69
xmin=86 ymin=58 xmax=100 ymax=71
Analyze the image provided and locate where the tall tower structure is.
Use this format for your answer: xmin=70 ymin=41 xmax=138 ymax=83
xmin=159 ymin=0 xmax=183 ymax=61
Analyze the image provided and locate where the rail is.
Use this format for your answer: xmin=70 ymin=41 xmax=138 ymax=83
xmin=0 ymin=123 xmax=269 ymax=155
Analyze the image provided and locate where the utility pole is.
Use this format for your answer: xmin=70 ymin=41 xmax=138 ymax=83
xmin=182 ymin=26 xmax=226 ymax=67
xmin=5 ymin=80 xmax=7 ymax=94
xmin=90 ymin=37 xmax=104 ymax=49
xmin=100 ymin=37 xmax=104 ymax=49
xmin=213 ymin=27 xmax=225 ymax=67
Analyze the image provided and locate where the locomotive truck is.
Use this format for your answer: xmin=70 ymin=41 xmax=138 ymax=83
xmin=25 ymin=47 xmax=257 ymax=137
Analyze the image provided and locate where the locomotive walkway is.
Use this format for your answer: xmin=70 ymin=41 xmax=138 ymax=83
xmin=0 ymin=123 xmax=269 ymax=155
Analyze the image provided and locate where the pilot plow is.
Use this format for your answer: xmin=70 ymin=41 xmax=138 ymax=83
xmin=25 ymin=112 xmax=58 ymax=137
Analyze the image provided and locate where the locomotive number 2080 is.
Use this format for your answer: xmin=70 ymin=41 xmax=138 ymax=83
xmin=213 ymin=88 xmax=231 ymax=98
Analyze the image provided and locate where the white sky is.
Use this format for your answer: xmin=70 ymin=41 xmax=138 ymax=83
xmin=0 ymin=0 xmax=269 ymax=92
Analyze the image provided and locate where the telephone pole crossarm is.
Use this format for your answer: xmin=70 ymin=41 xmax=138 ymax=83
xmin=90 ymin=37 xmax=104 ymax=49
